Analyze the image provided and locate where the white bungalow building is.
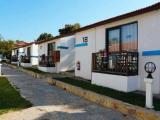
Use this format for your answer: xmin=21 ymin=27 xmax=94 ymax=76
xmin=11 ymin=41 xmax=28 ymax=64
xmin=36 ymin=33 xmax=75 ymax=73
xmin=74 ymin=3 xmax=160 ymax=94
xmin=20 ymin=42 xmax=39 ymax=67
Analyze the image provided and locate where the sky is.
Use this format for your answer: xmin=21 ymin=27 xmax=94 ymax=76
xmin=0 ymin=0 xmax=159 ymax=42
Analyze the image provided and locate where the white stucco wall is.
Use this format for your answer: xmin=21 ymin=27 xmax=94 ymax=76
xmin=11 ymin=49 xmax=17 ymax=56
xmin=18 ymin=48 xmax=25 ymax=57
xmin=38 ymin=43 xmax=48 ymax=56
xmin=38 ymin=66 xmax=57 ymax=73
xmin=75 ymin=10 xmax=160 ymax=93
xmin=23 ymin=43 xmax=38 ymax=66
xmin=75 ymin=29 xmax=96 ymax=80
xmin=20 ymin=63 xmax=32 ymax=67
xmin=56 ymin=36 xmax=75 ymax=72
xmin=31 ymin=44 xmax=38 ymax=65
xmin=19 ymin=48 xmax=24 ymax=55
xmin=38 ymin=35 xmax=75 ymax=73
xmin=138 ymin=10 xmax=160 ymax=93
xmin=92 ymin=73 xmax=139 ymax=92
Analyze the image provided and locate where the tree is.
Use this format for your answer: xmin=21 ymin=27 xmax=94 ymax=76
xmin=0 ymin=40 xmax=14 ymax=58
xmin=59 ymin=23 xmax=81 ymax=35
xmin=36 ymin=33 xmax=54 ymax=41
xmin=15 ymin=40 xmax=23 ymax=43
xmin=0 ymin=34 xmax=4 ymax=40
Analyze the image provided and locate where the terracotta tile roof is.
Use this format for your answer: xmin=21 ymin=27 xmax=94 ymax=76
xmin=13 ymin=41 xmax=36 ymax=49
xmin=30 ymin=2 xmax=160 ymax=45
xmin=74 ymin=2 xmax=160 ymax=33
xmin=21 ymin=41 xmax=35 ymax=47
xmin=75 ymin=2 xmax=160 ymax=33
xmin=13 ymin=41 xmax=29 ymax=49
xmin=35 ymin=32 xmax=74 ymax=44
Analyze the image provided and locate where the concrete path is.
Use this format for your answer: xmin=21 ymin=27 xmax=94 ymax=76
xmin=0 ymin=64 xmax=137 ymax=120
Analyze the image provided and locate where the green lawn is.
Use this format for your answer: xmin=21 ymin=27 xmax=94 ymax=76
xmin=23 ymin=67 xmax=47 ymax=74
xmin=11 ymin=64 xmax=18 ymax=67
xmin=0 ymin=77 xmax=32 ymax=115
xmin=54 ymin=77 xmax=160 ymax=111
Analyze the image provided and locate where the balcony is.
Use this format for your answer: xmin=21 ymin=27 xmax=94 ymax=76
xmin=39 ymin=51 xmax=60 ymax=67
xmin=39 ymin=56 xmax=55 ymax=67
xmin=39 ymin=55 xmax=55 ymax=67
xmin=21 ymin=56 xmax=31 ymax=63
xmin=11 ymin=55 xmax=18 ymax=62
xmin=92 ymin=51 xmax=138 ymax=76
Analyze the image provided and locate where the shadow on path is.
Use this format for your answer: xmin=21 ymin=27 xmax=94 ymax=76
xmin=0 ymin=64 xmax=136 ymax=120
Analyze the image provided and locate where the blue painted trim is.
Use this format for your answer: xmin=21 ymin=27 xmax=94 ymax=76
xmin=75 ymin=43 xmax=88 ymax=47
xmin=57 ymin=46 xmax=69 ymax=49
xmin=142 ymin=50 xmax=160 ymax=56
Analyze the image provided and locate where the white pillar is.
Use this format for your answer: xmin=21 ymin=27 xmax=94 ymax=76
xmin=17 ymin=61 xmax=20 ymax=67
xmin=17 ymin=56 xmax=20 ymax=67
xmin=144 ymin=78 xmax=154 ymax=109
xmin=0 ymin=64 xmax=2 ymax=76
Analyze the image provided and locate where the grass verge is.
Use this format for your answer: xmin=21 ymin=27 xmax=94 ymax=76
xmin=0 ymin=77 xmax=32 ymax=115
xmin=22 ymin=67 xmax=47 ymax=74
xmin=11 ymin=64 xmax=18 ymax=67
xmin=54 ymin=77 xmax=160 ymax=111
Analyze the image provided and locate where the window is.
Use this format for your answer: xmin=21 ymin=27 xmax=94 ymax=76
xmin=48 ymin=42 xmax=56 ymax=56
xmin=108 ymin=28 xmax=120 ymax=52
xmin=107 ymin=22 xmax=138 ymax=52
xmin=121 ymin=23 xmax=138 ymax=51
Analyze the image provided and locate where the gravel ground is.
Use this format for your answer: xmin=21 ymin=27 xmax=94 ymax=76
xmin=0 ymin=64 xmax=137 ymax=120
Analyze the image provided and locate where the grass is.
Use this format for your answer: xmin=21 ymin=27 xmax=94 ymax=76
xmin=0 ymin=77 xmax=32 ymax=115
xmin=22 ymin=67 xmax=47 ymax=74
xmin=11 ymin=64 xmax=18 ymax=67
xmin=54 ymin=77 xmax=160 ymax=111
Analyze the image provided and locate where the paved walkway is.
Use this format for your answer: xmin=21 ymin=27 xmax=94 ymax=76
xmin=0 ymin=64 xmax=137 ymax=120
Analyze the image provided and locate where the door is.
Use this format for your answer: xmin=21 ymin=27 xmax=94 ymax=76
xmin=48 ymin=43 xmax=56 ymax=56
xmin=27 ymin=47 xmax=31 ymax=56
xmin=48 ymin=42 xmax=56 ymax=65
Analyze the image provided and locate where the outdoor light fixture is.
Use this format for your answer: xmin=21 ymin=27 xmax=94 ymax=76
xmin=144 ymin=62 xmax=156 ymax=109
xmin=144 ymin=62 xmax=156 ymax=79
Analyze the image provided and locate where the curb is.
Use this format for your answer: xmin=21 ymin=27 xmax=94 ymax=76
xmin=48 ymin=79 xmax=160 ymax=120
xmin=5 ymin=63 xmax=52 ymax=79
xmin=4 ymin=63 xmax=160 ymax=120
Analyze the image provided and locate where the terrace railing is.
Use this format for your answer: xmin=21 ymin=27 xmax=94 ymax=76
xmin=11 ymin=55 xmax=18 ymax=62
xmin=39 ymin=56 xmax=55 ymax=67
xmin=39 ymin=51 xmax=60 ymax=67
xmin=21 ymin=56 xmax=31 ymax=63
xmin=92 ymin=51 xmax=138 ymax=76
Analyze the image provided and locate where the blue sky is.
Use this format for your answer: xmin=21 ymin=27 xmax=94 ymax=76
xmin=0 ymin=0 xmax=159 ymax=41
